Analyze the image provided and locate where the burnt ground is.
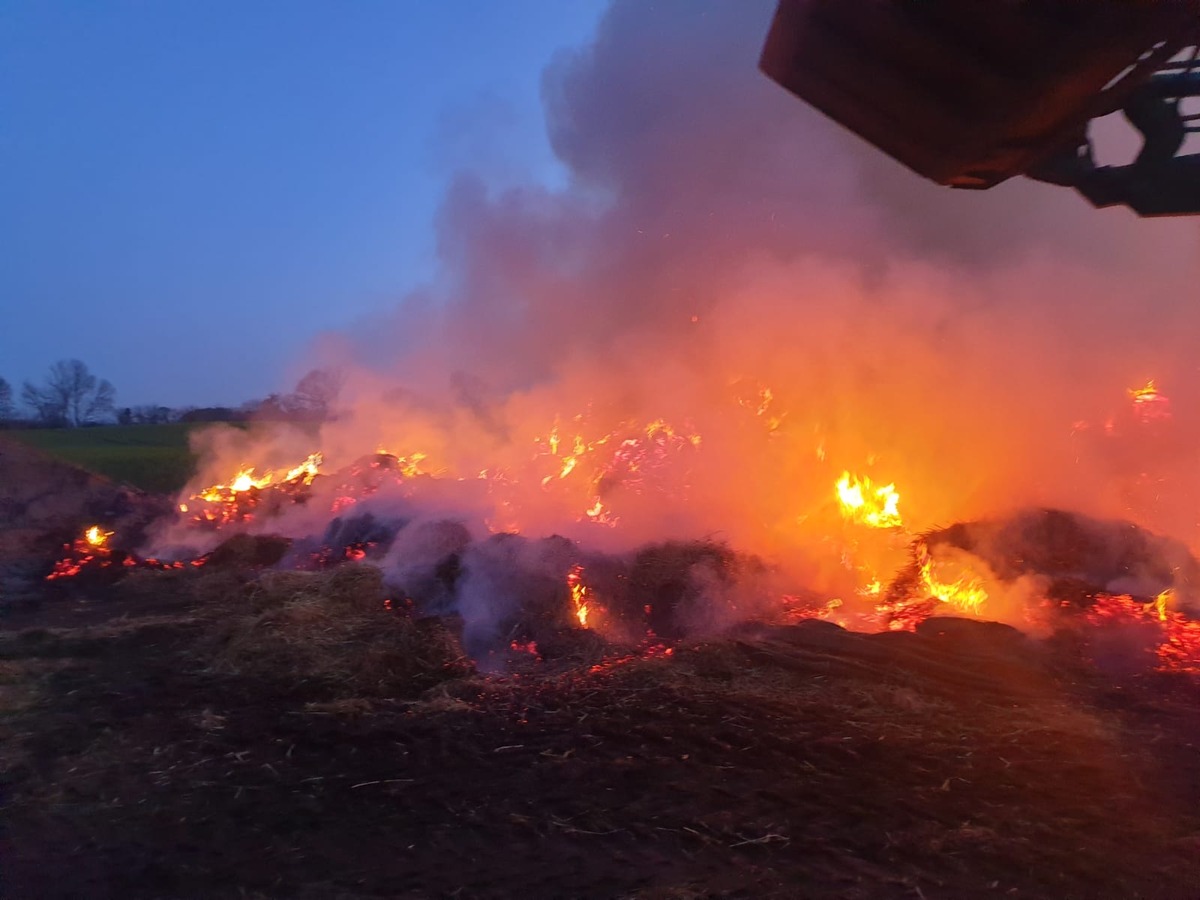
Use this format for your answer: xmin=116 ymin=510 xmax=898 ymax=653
xmin=4 ymin=438 xmax=1200 ymax=899
xmin=4 ymin=584 xmax=1200 ymax=900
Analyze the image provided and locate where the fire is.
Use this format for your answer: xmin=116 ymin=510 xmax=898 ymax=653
xmin=47 ymin=524 xmax=208 ymax=581
xmin=47 ymin=525 xmax=115 ymax=580
xmin=532 ymin=415 xmax=702 ymax=525
xmin=1128 ymin=379 xmax=1163 ymax=404
xmin=836 ymin=472 xmax=902 ymax=529
xmin=567 ymin=564 xmax=594 ymax=628
xmin=84 ymin=525 xmax=111 ymax=548
xmin=1084 ymin=591 xmax=1200 ymax=674
xmin=734 ymin=380 xmax=785 ymax=434
xmin=282 ymin=452 xmax=324 ymax=485
xmin=374 ymin=448 xmax=431 ymax=478
xmin=1127 ymin=378 xmax=1171 ymax=424
xmin=197 ymin=452 xmax=323 ymax=501
xmin=915 ymin=540 xmax=988 ymax=616
xmin=188 ymin=452 xmax=326 ymax=526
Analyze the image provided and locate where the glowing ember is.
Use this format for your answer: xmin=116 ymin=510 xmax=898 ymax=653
xmin=533 ymin=415 xmax=701 ymax=524
xmin=47 ymin=525 xmax=114 ymax=580
xmin=1084 ymin=591 xmax=1200 ymax=674
xmin=836 ymin=472 xmax=902 ymax=529
xmin=47 ymin=525 xmax=207 ymax=581
xmin=510 ymin=640 xmax=540 ymax=658
xmin=783 ymin=595 xmax=845 ymax=624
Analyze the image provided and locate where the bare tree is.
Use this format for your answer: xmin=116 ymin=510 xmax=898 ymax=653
xmin=21 ymin=380 xmax=65 ymax=425
xmin=23 ymin=359 xmax=116 ymax=427
xmin=289 ymin=368 xmax=344 ymax=420
xmin=0 ymin=377 xmax=12 ymax=421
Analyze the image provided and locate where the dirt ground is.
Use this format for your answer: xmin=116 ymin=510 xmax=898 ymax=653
xmin=4 ymin=439 xmax=1200 ymax=899
xmin=6 ymin=590 xmax=1200 ymax=899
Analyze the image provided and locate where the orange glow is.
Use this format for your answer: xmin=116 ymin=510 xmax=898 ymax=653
xmin=915 ymin=540 xmax=988 ymax=616
xmin=47 ymin=525 xmax=115 ymax=580
xmin=1127 ymin=378 xmax=1172 ymax=424
xmin=1128 ymin=379 xmax=1162 ymax=404
xmin=189 ymin=452 xmax=326 ymax=527
xmin=282 ymin=452 xmax=324 ymax=485
xmin=567 ymin=564 xmax=594 ymax=628
xmin=375 ymin=450 xmax=430 ymax=478
xmin=836 ymin=471 xmax=902 ymax=529
xmin=1085 ymin=591 xmax=1200 ymax=674
xmin=197 ymin=451 xmax=323 ymax=502
xmin=84 ymin=525 xmax=111 ymax=548
xmin=533 ymin=415 xmax=702 ymax=525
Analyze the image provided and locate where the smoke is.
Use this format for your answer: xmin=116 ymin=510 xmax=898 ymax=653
xmin=168 ymin=1 xmax=1200 ymax=637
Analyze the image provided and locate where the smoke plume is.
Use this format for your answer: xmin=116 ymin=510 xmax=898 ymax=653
xmin=171 ymin=1 xmax=1200 ymax=631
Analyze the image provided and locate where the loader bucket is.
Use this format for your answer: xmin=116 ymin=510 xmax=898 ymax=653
xmin=761 ymin=0 xmax=1200 ymax=188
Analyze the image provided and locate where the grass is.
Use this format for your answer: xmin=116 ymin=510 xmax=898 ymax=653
xmin=5 ymin=423 xmax=200 ymax=494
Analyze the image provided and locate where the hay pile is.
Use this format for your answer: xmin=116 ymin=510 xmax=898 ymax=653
xmin=209 ymin=564 xmax=471 ymax=697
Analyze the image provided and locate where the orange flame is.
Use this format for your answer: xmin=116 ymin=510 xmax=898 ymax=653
xmin=1128 ymin=379 xmax=1162 ymax=404
xmin=197 ymin=452 xmax=323 ymax=502
xmin=1085 ymin=590 xmax=1200 ymax=674
xmin=836 ymin=472 xmax=902 ymax=529
xmin=567 ymin=564 xmax=593 ymax=628
xmin=1127 ymin=378 xmax=1172 ymax=424
xmin=915 ymin=540 xmax=988 ymax=616
xmin=84 ymin=525 xmax=112 ymax=548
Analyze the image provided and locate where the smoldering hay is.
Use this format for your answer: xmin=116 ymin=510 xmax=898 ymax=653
xmin=154 ymin=1 xmax=1200 ymax=637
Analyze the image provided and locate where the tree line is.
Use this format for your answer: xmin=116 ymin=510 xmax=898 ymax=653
xmin=0 ymin=361 xmax=341 ymax=428
xmin=0 ymin=359 xmax=115 ymax=427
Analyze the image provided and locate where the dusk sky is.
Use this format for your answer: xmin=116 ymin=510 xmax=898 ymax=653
xmin=1 ymin=1 xmax=609 ymax=407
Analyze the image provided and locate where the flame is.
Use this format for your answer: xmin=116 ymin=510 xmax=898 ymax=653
xmin=1085 ymin=591 xmax=1200 ymax=674
xmin=375 ymin=449 xmax=431 ymax=478
xmin=567 ymin=564 xmax=593 ymax=628
xmin=188 ymin=452 xmax=326 ymax=527
xmin=84 ymin=525 xmax=111 ymax=548
xmin=48 ymin=525 xmax=207 ymax=580
xmin=197 ymin=452 xmax=323 ymax=501
xmin=1127 ymin=378 xmax=1172 ymax=424
xmin=836 ymin=472 xmax=902 ymax=529
xmin=1128 ymin=379 xmax=1162 ymax=404
xmin=200 ymin=467 xmax=271 ymax=501
xmin=282 ymin=452 xmax=324 ymax=485
xmin=1153 ymin=588 xmax=1173 ymax=622
xmin=915 ymin=540 xmax=988 ymax=616
xmin=734 ymin=381 xmax=785 ymax=434
xmin=532 ymin=415 xmax=702 ymax=525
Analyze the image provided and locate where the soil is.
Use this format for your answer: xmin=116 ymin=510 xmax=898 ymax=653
xmin=4 ymin=440 xmax=1200 ymax=899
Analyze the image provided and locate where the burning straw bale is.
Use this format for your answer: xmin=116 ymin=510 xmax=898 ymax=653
xmin=928 ymin=508 xmax=1200 ymax=605
xmin=878 ymin=508 xmax=1200 ymax=633
xmin=207 ymin=564 xmax=471 ymax=697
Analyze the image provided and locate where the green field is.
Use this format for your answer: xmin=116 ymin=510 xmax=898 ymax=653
xmin=6 ymin=423 xmax=201 ymax=495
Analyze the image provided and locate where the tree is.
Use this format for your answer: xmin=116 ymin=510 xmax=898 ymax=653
xmin=0 ymin=377 xmax=12 ymax=421
xmin=23 ymin=359 xmax=116 ymax=427
xmin=289 ymin=368 xmax=343 ymax=420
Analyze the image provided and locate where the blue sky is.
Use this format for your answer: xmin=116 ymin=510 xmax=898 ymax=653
xmin=1 ymin=1 xmax=607 ymax=407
